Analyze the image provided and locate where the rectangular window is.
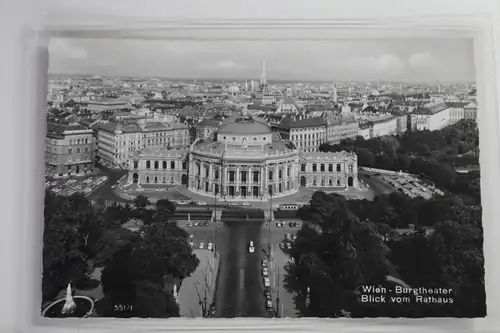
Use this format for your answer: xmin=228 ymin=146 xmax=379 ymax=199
xmin=229 ymin=171 xmax=235 ymax=182
xmin=312 ymin=164 xmax=317 ymax=172
xmin=348 ymin=165 xmax=353 ymax=173
xmin=68 ymin=148 xmax=72 ymax=154
xmin=301 ymin=164 xmax=306 ymax=172
xmin=253 ymin=171 xmax=259 ymax=183
xmin=241 ymin=171 xmax=247 ymax=182
xmin=320 ymin=164 xmax=325 ymax=172
xmin=76 ymin=148 xmax=81 ymax=153
xmin=328 ymin=164 xmax=333 ymax=172
xmin=268 ymin=170 xmax=273 ymax=181
xmin=337 ymin=164 xmax=341 ymax=172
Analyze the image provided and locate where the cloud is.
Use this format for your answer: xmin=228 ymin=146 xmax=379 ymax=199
xmin=348 ymin=53 xmax=405 ymax=76
xmin=408 ymin=52 xmax=437 ymax=68
xmin=49 ymin=39 xmax=88 ymax=59
xmin=214 ymin=60 xmax=239 ymax=69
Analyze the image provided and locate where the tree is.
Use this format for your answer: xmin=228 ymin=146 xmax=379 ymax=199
xmin=96 ymin=216 xmax=199 ymax=317
xmin=134 ymin=195 xmax=151 ymax=209
xmin=285 ymin=192 xmax=394 ymax=317
xmin=154 ymin=199 xmax=176 ymax=224
xmin=43 ymin=190 xmax=98 ymax=302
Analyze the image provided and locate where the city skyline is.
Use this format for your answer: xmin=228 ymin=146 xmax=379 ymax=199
xmin=48 ymin=38 xmax=476 ymax=83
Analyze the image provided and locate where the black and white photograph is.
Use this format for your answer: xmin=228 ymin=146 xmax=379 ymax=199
xmin=41 ymin=37 xmax=485 ymax=319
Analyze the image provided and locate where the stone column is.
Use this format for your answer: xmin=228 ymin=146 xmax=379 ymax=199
xmin=236 ymin=166 xmax=240 ymax=197
xmin=208 ymin=164 xmax=213 ymax=194
xmin=263 ymin=164 xmax=268 ymax=198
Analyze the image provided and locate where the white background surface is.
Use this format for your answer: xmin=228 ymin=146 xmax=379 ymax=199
xmin=1 ymin=0 xmax=499 ymax=332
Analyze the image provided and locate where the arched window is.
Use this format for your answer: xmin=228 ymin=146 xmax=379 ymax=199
xmin=146 ymin=160 xmax=151 ymax=169
xmin=171 ymin=161 xmax=175 ymax=169
xmin=163 ymin=176 xmax=166 ymax=183
xmin=313 ymin=177 xmax=317 ymax=186
xmin=154 ymin=176 xmax=158 ymax=183
xmin=171 ymin=177 xmax=174 ymax=184
xmin=146 ymin=176 xmax=150 ymax=183
xmin=154 ymin=161 xmax=159 ymax=169
xmin=278 ymin=183 xmax=282 ymax=192
xmin=163 ymin=161 xmax=167 ymax=169
xmin=329 ymin=179 xmax=332 ymax=186
xmin=337 ymin=178 xmax=341 ymax=186
xmin=321 ymin=178 xmax=325 ymax=186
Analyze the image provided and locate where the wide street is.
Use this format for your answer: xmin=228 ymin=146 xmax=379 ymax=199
xmin=213 ymin=219 xmax=270 ymax=318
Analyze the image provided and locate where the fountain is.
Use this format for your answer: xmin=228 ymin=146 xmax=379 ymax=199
xmin=41 ymin=283 xmax=95 ymax=318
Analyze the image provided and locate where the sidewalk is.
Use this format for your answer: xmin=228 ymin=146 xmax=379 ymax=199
xmin=268 ymin=244 xmax=296 ymax=318
xmin=178 ymin=249 xmax=219 ymax=317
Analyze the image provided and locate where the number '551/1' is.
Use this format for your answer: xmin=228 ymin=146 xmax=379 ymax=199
xmin=114 ymin=304 xmax=133 ymax=311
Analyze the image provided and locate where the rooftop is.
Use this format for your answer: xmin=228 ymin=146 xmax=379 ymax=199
xmin=218 ymin=113 xmax=271 ymax=135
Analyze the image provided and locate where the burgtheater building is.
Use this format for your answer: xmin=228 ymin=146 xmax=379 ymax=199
xmin=127 ymin=111 xmax=358 ymax=201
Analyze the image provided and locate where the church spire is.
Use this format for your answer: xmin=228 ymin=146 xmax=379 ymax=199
xmin=260 ymin=60 xmax=267 ymax=89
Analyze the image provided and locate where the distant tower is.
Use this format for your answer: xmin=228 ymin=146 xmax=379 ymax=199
xmin=399 ymin=84 xmax=403 ymax=95
xmin=245 ymin=80 xmax=249 ymax=92
xmin=437 ymin=81 xmax=442 ymax=94
xmin=348 ymin=81 xmax=353 ymax=97
xmin=260 ymin=60 xmax=267 ymax=90
xmin=377 ymin=80 xmax=380 ymax=91
xmin=332 ymin=81 xmax=338 ymax=103
xmin=250 ymin=80 xmax=255 ymax=92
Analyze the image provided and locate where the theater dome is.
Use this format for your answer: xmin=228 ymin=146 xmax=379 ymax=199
xmin=218 ymin=117 xmax=271 ymax=135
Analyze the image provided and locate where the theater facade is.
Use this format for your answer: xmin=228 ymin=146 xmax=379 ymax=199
xmin=126 ymin=112 xmax=358 ymax=201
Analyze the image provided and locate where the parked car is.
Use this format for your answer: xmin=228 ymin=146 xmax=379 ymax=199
xmin=208 ymin=242 xmax=213 ymax=251
xmin=199 ymin=243 xmax=204 ymax=249
xmin=248 ymin=241 xmax=255 ymax=253
xmin=261 ymin=259 xmax=268 ymax=268
xmin=196 ymin=200 xmax=207 ymax=206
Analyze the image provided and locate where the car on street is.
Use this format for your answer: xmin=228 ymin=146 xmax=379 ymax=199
xmin=188 ymin=201 xmax=197 ymax=206
xmin=189 ymin=234 xmax=194 ymax=239
xmin=262 ymin=267 xmax=268 ymax=277
xmin=187 ymin=222 xmax=193 ymax=227
xmin=291 ymin=234 xmax=296 ymax=241
xmin=266 ymin=300 xmax=273 ymax=311
xmin=177 ymin=200 xmax=188 ymax=205
xmin=275 ymin=222 xmax=282 ymax=227
xmin=136 ymin=188 xmax=144 ymax=192
xmin=196 ymin=200 xmax=207 ymax=206
xmin=242 ymin=201 xmax=250 ymax=206
xmin=286 ymin=242 xmax=292 ymax=250
xmin=189 ymin=241 xmax=194 ymax=247
xmin=199 ymin=243 xmax=204 ymax=249
xmin=208 ymin=242 xmax=213 ymax=251
xmin=263 ymin=277 xmax=270 ymax=287
xmin=111 ymin=184 xmax=117 ymax=189
xmin=155 ymin=188 xmax=165 ymax=192
xmin=261 ymin=259 xmax=268 ymax=268
xmin=264 ymin=289 xmax=272 ymax=300
xmin=248 ymin=241 xmax=255 ymax=253
xmin=285 ymin=233 xmax=291 ymax=241
xmin=229 ymin=202 xmax=240 ymax=207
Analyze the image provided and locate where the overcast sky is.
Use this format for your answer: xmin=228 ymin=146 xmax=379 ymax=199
xmin=48 ymin=38 xmax=475 ymax=83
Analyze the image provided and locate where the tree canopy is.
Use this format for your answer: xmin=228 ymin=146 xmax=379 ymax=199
xmin=43 ymin=191 xmax=198 ymax=317
xmin=286 ymin=189 xmax=485 ymax=317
